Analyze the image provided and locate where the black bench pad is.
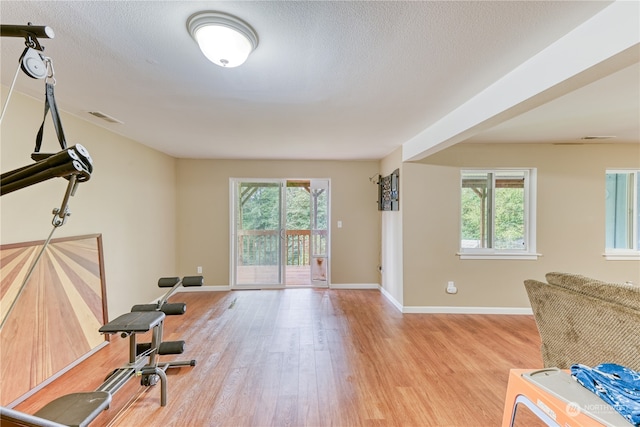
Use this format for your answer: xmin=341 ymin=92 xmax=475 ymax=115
xmin=33 ymin=391 xmax=111 ymax=427
xmin=99 ymin=311 xmax=165 ymax=334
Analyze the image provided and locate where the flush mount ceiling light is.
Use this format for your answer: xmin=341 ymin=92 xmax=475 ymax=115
xmin=187 ymin=11 xmax=258 ymax=68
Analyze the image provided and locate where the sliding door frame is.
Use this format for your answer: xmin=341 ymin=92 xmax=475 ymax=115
xmin=229 ymin=178 xmax=331 ymax=289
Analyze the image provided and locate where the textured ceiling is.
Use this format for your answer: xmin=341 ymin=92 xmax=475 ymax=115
xmin=0 ymin=1 xmax=637 ymax=160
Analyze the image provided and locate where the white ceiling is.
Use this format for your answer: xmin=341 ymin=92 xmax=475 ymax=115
xmin=1 ymin=1 xmax=638 ymax=161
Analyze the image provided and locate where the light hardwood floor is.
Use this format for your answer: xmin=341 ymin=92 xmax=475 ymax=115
xmin=13 ymin=288 xmax=544 ymax=426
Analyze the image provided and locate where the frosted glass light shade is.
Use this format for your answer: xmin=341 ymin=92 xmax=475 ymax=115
xmin=194 ymin=25 xmax=252 ymax=67
xmin=187 ymin=12 xmax=258 ymax=68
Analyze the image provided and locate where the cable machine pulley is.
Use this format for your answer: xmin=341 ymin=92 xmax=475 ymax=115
xmin=0 ymin=21 xmax=95 ymax=329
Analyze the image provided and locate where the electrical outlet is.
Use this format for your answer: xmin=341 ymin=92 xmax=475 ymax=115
xmin=197 ymin=266 xmax=202 ymax=274
xmin=446 ymin=281 xmax=458 ymax=294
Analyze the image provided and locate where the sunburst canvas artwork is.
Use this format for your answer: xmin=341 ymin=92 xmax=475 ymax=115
xmin=0 ymin=234 xmax=108 ymax=406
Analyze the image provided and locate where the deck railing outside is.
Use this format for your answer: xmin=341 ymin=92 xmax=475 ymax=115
xmin=238 ymin=229 xmax=326 ymax=266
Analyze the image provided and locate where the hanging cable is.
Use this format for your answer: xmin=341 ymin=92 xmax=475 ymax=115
xmin=0 ymin=174 xmax=77 ymax=330
xmin=0 ymin=61 xmax=23 ymax=125
xmin=0 ymin=23 xmax=94 ymax=330
xmin=0 ymin=225 xmax=57 ymax=330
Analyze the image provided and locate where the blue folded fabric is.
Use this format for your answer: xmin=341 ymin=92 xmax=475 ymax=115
xmin=570 ymin=363 xmax=640 ymax=426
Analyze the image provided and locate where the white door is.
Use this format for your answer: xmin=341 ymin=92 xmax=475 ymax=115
xmin=310 ymin=179 xmax=329 ymax=286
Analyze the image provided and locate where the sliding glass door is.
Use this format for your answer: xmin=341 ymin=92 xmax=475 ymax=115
xmin=232 ymin=180 xmax=284 ymax=286
xmin=230 ymin=178 xmax=330 ymax=287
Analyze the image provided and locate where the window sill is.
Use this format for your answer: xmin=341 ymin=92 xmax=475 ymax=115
xmin=457 ymin=252 xmax=541 ymax=260
xmin=603 ymin=252 xmax=640 ymax=261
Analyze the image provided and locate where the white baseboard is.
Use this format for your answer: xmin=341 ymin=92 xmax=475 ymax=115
xmin=175 ymin=285 xmax=532 ymax=315
xmin=402 ymin=306 xmax=533 ymax=315
xmin=377 ymin=287 xmax=532 ymax=315
xmin=329 ymin=283 xmax=380 ymax=290
xmin=379 ymin=286 xmax=403 ymax=312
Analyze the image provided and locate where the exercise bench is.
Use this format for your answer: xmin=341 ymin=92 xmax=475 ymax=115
xmin=97 ymin=275 xmax=203 ymax=405
xmin=0 ymin=275 xmax=203 ymax=427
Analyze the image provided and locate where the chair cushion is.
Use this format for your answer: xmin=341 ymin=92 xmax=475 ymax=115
xmin=545 ymin=272 xmax=640 ymax=312
xmin=525 ymin=278 xmax=640 ymax=370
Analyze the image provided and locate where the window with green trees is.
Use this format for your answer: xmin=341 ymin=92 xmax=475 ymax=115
xmin=460 ymin=169 xmax=536 ymax=257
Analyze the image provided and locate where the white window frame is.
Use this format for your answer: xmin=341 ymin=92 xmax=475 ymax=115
xmin=604 ymin=169 xmax=640 ymax=261
xmin=458 ymin=168 xmax=539 ymax=260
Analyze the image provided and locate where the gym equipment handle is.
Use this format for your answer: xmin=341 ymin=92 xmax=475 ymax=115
xmin=131 ymin=303 xmax=186 ymax=316
xmin=183 ymin=276 xmax=204 ymax=287
xmin=0 ymin=24 xmax=55 ymax=39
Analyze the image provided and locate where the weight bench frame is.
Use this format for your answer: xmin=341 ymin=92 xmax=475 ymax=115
xmin=0 ymin=276 xmax=203 ymax=427
xmin=97 ymin=310 xmax=169 ymax=404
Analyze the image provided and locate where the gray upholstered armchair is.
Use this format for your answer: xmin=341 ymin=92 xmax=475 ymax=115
xmin=524 ymin=272 xmax=640 ymax=371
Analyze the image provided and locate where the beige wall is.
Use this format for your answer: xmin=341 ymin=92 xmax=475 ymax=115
xmin=6 ymin=88 xmax=637 ymax=315
xmin=175 ymin=159 xmax=381 ymax=286
xmin=379 ymin=147 xmax=403 ymax=306
xmin=1 ymin=90 xmax=177 ymax=318
xmin=401 ymin=142 xmax=640 ymax=309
